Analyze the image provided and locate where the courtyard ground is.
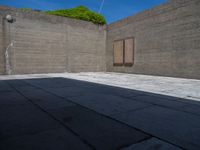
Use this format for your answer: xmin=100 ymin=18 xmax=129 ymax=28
xmin=0 ymin=72 xmax=200 ymax=150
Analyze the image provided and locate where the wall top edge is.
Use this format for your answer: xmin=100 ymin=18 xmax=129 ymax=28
xmin=0 ymin=5 xmax=106 ymax=30
xmin=107 ymin=0 xmax=198 ymax=30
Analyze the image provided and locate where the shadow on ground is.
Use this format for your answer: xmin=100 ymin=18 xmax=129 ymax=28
xmin=0 ymin=77 xmax=200 ymax=150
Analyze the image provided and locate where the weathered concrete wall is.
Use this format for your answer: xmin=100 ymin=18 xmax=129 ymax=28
xmin=67 ymin=22 xmax=106 ymax=72
xmin=106 ymin=0 xmax=200 ymax=79
xmin=1 ymin=0 xmax=200 ymax=79
xmin=0 ymin=6 xmax=106 ymax=74
xmin=0 ymin=16 xmax=4 ymax=74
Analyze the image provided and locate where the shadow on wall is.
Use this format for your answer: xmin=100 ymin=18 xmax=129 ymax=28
xmin=0 ymin=77 xmax=200 ymax=149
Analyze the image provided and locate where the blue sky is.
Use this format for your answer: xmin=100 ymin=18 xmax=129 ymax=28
xmin=0 ymin=0 xmax=167 ymax=23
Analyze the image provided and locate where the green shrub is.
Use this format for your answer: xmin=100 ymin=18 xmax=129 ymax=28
xmin=20 ymin=8 xmax=41 ymax=12
xmin=46 ymin=6 xmax=106 ymax=25
xmin=20 ymin=8 xmax=33 ymax=12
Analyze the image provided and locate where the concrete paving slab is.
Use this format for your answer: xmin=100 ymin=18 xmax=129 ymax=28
xmin=78 ymin=83 xmax=145 ymax=98
xmin=43 ymin=72 xmax=200 ymax=102
xmin=0 ymin=81 xmax=14 ymax=92
xmin=180 ymin=104 xmax=200 ymax=116
xmin=1 ymin=72 xmax=199 ymax=101
xmin=130 ymin=94 xmax=187 ymax=109
xmin=109 ymin=87 xmax=145 ymax=98
xmin=47 ymin=105 xmax=150 ymax=150
xmin=0 ymin=91 xmax=29 ymax=107
xmin=70 ymin=93 xmax=151 ymax=116
xmin=45 ymin=86 xmax=91 ymax=98
xmin=0 ymin=104 xmax=61 ymax=140
xmin=129 ymin=94 xmax=200 ymax=116
xmin=121 ymin=138 xmax=182 ymax=150
xmin=0 ymin=74 xmax=200 ymax=150
xmin=0 ymin=128 xmax=91 ymax=150
xmin=24 ymin=78 xmax=67 ymax=89
xmin=19 ymin=88 xmax=76 ymax=110
xmin=25 ymin=78 xmax=92 ymax=89
xmin=0 ymin=79 xmax=150 ymax=150
xmin=6 ymin=80 xmax=30 ymax=87
xmin=112 ymin=106 xmax=200 ymax=150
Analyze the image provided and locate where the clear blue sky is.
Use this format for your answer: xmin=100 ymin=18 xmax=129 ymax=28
xmin=0 ymin=0 xmax=167 ymax=23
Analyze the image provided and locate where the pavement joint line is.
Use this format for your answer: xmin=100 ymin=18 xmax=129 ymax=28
xmin=120 ymin=94 xmax=200 ymax=117
xmin=23 ymin=80 xmax=153 ymax=135
xmin=5 ymin=80 xmax=96 ymax=150
xmin=61 ymin=98 xmax=186 ymax=150
xmin=23 ymin=78 xmax=186 ymax=150
xmin=110 ymin=105 xmax=154 ymax=116
xmin=116 ymin=93 xmax=146 ymax=99
xmin=119 ymin=136 xmax=152 ymax=150
xmin=118 ymin=136 xmax=184 ymax=150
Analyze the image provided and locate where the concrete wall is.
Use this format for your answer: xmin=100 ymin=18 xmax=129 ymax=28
xmin=1 ymin=0 xmax=200 ymax=79
xmin=0 ymin=16 xmax=4 ymax=74
xmin=106 ymin=0 xmax=200 ymax=79
xmin=0 ymin=6 xmax=106 ymax=74
xmin=67 ymin=22 xmax=106 ymax=72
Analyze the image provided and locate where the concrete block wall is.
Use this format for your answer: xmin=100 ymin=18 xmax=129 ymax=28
xmin=0 ymin=0 xmax=200 ymax=79
xmin=0 ymin=6 xmax=106 ymax=74
xmin=0 ymin=16 xmax=4 ymax=74
xmin=106 ymin=0 xmax=200 ymax=79
xmin=67 ymin=21 xmax=106 ymax=72
xmin=11 ymin=15 xmax=67 ymax=74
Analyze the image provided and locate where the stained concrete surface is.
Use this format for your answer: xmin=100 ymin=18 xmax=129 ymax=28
xmin=0 ymin=73 xmax=200 ymax=149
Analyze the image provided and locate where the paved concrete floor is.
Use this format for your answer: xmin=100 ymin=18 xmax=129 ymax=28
xmin=0 ymin=72 xmax=199 ymax=101
xmin=0 ymin=73 xmax=200 ymax=150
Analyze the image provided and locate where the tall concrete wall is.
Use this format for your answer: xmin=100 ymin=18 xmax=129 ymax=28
xmin=67 ymin=22 xmax=106 ymax=72
xmin=0 ymin=6 xmax=106 ymax=74
xmin=106 ymin=0 xmax=200 ymax=79
xmin=0 ymin=16 xmax=4 ymax=74
xmin=1 ymin=0 xmax=200 ymax=79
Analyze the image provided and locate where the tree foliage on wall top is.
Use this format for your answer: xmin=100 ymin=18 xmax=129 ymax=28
xmin=46 ymin=6 xmax=106 ymax=25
